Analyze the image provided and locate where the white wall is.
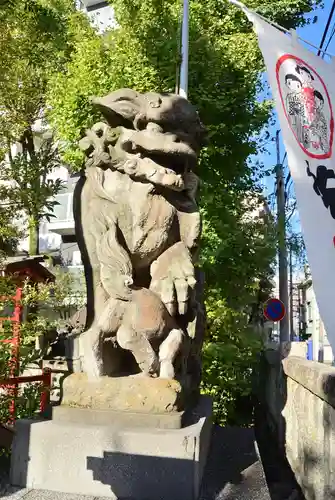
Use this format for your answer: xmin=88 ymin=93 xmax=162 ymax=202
xmin=87 ymin=5 xmax=115 ymax=33
xmin=304 ymin=282 xmax=333 ymax=363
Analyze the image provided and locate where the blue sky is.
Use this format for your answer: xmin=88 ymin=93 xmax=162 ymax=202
xmin=297 ymin=0 xmax=335 ymax=50
xmin=257 ymin=0 xmax=335 ymax=229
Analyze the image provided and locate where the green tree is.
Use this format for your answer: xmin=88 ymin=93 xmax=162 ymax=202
xmin=0 ymin=139 xmax=65 ymax=255
xmin=46 ymin=0 xmax=319 ymax=423
xmin=0 ymin=0 xmax=94 ymax=254
xmin=0 ymin=206 xmax=22 ymax=258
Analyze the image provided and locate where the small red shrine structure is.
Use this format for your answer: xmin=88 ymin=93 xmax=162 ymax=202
xmin=1 ymin=255 xmax=56 ymax=285
xmin=0 ymin=256 xmax=55 ymax=444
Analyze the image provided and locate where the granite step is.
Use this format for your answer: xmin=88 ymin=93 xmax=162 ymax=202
xmin=1 ymin=426 xmax=271 ymax=500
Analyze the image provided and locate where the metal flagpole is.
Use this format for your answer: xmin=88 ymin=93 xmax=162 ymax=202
xmin=179 ymin=0 xmax=189 ymax=99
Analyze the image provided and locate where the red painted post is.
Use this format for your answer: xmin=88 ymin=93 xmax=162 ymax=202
xmin=40 ymin=368 xmax=52 ymax=414
xmin=12 ymin=288 xmax=22 ymax=376
xmin=8 ymin=288 xmax=22 ymax=423
xmin=0 ymin=288 xmax=22 ymax=424
xmin=0 ymin=289 xmax=53 ymax=425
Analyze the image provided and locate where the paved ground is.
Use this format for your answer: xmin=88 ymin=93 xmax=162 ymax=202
xmin=0 ymin=425 xmax=271 ymax=500
xmin=200 ymin=426 xmax=270 ymax=500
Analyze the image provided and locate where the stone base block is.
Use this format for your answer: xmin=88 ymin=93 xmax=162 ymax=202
xmin=10 ymin=396 xmax=212 ymax=500
xmin=52 ymin=405 xmax=185 ymax=429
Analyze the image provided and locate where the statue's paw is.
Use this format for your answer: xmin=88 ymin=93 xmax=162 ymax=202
xmin=162 ymin=172 xmax=184 ymax=191
xmin=150 ymin=243 xmax=197 ymax=316
xmin=136 ymin=352 xmax=160 ymax=377
xmin=159 ymin=360 xmax=175 ymax=379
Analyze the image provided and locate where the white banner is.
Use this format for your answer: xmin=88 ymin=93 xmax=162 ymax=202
xmin=235 ymin=3 xmax=335 ymax=351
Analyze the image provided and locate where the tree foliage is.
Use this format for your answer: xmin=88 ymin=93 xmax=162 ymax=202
xmin=202 ymin=298 xmax=263 ymax=425
xmin=0 ymin=0 xmax=94 ymax=254
xmin=0 ymin=206 xmax=22 ymax=258
xmin=0 ymin=0 xmax=93 ymax=148
xmin=0 ymin=138 xmax=65 ymax=255
xmin=46 ymin=0 xmax=319 ymax=424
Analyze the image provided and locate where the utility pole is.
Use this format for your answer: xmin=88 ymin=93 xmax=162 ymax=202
xmin=276 ymin=130 xmax=290 ymax=343
xmin=289 ymin=242 xmax=294 ymax=340
xmin=179 ymin=0 xmax=189 ymax=99
xmin=318 ymin=0 xmax=335 ymax=57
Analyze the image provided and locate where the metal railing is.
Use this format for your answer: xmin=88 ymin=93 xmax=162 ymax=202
xmin=0 ymin=289 xmax=52 ymax=425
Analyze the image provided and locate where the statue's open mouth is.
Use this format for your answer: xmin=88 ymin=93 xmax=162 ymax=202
xmin=120 ymin=131 xmax=197 ymax=174
xmin=140 ymin=151 xmax=193 ymax=174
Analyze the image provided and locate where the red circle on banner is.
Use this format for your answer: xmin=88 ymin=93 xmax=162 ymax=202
xmin=276 ymin=54 xmax=334 ymax=160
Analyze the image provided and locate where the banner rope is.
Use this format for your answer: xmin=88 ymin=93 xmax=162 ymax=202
xmin=228 ymin=0 xmax=335 ymax=59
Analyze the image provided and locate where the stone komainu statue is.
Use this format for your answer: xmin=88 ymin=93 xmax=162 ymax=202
xmin=75 ymin=88 xmax=206 ymax=393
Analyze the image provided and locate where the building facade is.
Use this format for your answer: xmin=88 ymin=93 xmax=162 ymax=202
xmin=298 ymin=274 xmax=333 ymax=363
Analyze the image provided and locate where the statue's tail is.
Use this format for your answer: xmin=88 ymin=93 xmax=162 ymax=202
xmin=97 ymin=227 xmax=133 ymax=301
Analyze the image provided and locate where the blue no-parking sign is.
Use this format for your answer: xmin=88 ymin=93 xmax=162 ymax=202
xmin=263 ymin=298 xmax=286 ymax=322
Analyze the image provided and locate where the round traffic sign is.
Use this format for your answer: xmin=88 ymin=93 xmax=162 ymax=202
xmin=263 ymin=298 xmax=286 ymax=322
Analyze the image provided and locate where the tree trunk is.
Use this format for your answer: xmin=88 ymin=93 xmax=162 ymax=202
xmin=6 ymin=138 xmax=13 ymax=165
xmin=28 ymin=216 xmax=39 ymax=255
xmin=19 ymin=127 xmax=41 ymax=256
xmin=21 ymin=126 xmax=37 ymax=163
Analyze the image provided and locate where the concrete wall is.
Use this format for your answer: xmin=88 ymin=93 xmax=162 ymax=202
xmin=288 ymin=341 xmax=307 ymax=359
xmin=260 ymin=349 xmax=335 ymax=500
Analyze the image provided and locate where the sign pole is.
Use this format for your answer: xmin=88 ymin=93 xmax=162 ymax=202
xmin=179 ymin=0 xmax=189 ymax=99
xmin=289 ymin=242 xmax=294 ymax=340
xmin=276 ymin=130 xmax=290 ymax=343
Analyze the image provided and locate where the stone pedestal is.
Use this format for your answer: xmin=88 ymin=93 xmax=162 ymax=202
xmin=60 ymin=372 xmax=189 ymax=413
xmin=10 ymin=396 xmax=212 ymax=500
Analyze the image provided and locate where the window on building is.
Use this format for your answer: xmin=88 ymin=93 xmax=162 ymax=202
xmin=52 ymin=193 xmax=73 ymax=222
xmin=307 ymin=301 xmax=313 ymax=322
xmin=72 ymin=250 xmax=82 ymax=266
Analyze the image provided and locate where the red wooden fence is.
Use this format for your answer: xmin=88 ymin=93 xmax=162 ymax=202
xmin=0 ymin=288 xmax=52 ymax=425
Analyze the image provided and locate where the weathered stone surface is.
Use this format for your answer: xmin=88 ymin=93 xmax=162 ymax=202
xmin=74 ymin=88 xmax=207 ymax=390
xmin=283 ymin=356 xmax=335 ymax=407
xmin=23 ymin=491 xmax=95 ymax=500
xmin=261 ymin=353 xmax=335 ymax=500
xmin=60 ymin=372 xmax=185 ymax=413
xmin=282 ymin=375 xmax=331 ymax=500
xmin=10 ymin=397 xmax=213 ymax=500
